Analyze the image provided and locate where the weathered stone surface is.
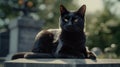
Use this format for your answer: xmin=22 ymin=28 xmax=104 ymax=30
xmin=4 ymin=59 xmax=120 ymax=67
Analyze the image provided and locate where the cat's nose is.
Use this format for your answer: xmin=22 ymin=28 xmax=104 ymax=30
xmin=66 ymin=25 xmax=73 ymax=29
xmin=67 ymin=22 xmax=72 ymax=26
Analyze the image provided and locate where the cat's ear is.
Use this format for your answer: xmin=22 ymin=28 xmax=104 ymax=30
xmin=77 ymin=5 xmax=86 ymax=18
xmin=60 ymin=5 xmax=68 ymax=15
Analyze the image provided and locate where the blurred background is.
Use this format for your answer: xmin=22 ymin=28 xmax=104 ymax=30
xmin=0 ymin=1 xmax=120 ymax=65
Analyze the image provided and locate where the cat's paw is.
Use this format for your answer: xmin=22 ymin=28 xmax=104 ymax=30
xmin=88 ymin=52 xmax=97 ymax=60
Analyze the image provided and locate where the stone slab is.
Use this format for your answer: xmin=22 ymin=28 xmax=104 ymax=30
xmin=4 ymin=59 xmax=120 ymax=67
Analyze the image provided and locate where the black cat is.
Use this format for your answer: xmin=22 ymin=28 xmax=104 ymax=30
xmin=12 ymin=5 xmax=96 ymax=60
xmin=57 ymin=5 xmax=87 ymax=58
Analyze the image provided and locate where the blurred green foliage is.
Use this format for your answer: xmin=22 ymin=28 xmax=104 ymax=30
xmin=0 ymin=0 xmax=120 ymax=58
xmin=0 ymin=0 xmax=77 ymax=29
xmin=86 ymin=0 xmax=120 ymax=57
xmin=36 ymin=0 xmax=77 ymax=29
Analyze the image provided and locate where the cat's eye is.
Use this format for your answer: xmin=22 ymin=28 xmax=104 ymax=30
xmin=74 ymin=19 xmax=78 ymax=23
xmin=64 ymin=18 xmax=68 ymax=22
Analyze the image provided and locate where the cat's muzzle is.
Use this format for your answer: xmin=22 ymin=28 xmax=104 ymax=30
xmin=64 ymin=25 xmax=75 ymax=32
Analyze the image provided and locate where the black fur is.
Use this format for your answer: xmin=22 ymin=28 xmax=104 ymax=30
xmin=32 ymin=30 xmax=55 ymax=53
xmin=58 ymin=5 xmax=87 ymax=58
xmin=12 ymin=5 xmax=96 ymax=60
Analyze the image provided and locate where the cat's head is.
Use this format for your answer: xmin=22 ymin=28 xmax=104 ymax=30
xmin=60 ymin=5 xmax=86 ymax=32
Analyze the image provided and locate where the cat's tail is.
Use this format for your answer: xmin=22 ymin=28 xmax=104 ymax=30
xmin=12 ymin=52 xmax=26 ymax=60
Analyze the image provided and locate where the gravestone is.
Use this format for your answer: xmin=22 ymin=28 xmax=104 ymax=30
xmin=6 ymin=16 xmax=43 ymax=60
xmin=0 ymin=29 xmax=9 ymax=57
